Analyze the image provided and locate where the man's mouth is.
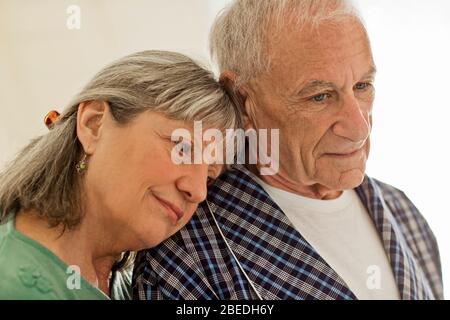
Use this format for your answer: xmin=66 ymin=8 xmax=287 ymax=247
xmin=325 ymin=148 xmax=363 ymax=158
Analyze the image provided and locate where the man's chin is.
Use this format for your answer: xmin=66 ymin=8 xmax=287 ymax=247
xmin=319 ymin=169 xmax=366 ymax=191
xmin=337 ymin=169 xmax=366 ymax=190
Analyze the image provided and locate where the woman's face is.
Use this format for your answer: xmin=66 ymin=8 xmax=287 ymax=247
xmin=81 ymin=106 xmax=223 ymax=251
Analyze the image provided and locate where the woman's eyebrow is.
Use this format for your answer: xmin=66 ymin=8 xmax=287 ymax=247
xmin=164 ymin=133 xmax=193 ymax=145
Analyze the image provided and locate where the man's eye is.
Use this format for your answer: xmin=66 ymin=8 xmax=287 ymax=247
xmin=310 ymin=93 xmax=331 ymax=103
xmin=354 ymin=82 xmax=371 ymax=90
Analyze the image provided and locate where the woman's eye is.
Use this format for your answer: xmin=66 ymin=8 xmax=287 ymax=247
xmin=174 ymin=141 xmax=192 ymax=156
xmin=310 ymin=93 xmax=331 ymax=103
xmin=354 ymin=82 xmax=371 ymax=90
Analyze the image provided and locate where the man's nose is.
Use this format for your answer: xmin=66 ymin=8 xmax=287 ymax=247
xmin=332 ymin=95 xmax=371 ymax=143
xmin=176 ymin=164 xmax=208 ymax=204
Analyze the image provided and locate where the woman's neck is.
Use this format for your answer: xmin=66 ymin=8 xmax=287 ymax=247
xmin=14 ymin=209 xmax=120 ymax=296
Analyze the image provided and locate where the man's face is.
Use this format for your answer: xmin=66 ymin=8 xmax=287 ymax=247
xmin=246 ymin=17 xmax=376 ymax=194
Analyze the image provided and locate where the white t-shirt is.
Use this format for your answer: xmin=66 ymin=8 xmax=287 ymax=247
xmin=251 ymin=175 xmax=400 ymax=300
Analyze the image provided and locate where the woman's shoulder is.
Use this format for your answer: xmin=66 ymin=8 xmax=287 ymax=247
xmin=0 ymin=218 xmax=63 ymax=299
xmin=0 ymin=216 xmax=107 ymax=300
xmin=0 ymin=260 xmax=62 ymax=299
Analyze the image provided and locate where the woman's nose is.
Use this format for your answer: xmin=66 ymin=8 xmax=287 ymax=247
xmin=176 ymin=164 xmax=208 ymax=203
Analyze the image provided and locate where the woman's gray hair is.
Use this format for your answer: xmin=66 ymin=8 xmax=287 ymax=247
xmin=209 ymin=0 xmax=362 ymax=86
xmin=0 ymin=50 xmax=242 ymax=229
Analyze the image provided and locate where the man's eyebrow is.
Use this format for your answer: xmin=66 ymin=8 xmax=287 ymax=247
xmin=362 ymin=66 xmax=377 ymax=79
xmin=297 ymin=66 xmax=378 ymax=96
xmin=297 ymin=80 xmax=337 ymax=96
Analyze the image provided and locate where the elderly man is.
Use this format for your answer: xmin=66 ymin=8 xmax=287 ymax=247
xmin=133 ymin=0 xmax=443 ymax=300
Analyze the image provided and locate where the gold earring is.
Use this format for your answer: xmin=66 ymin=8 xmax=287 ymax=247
xmin=76 ymin=154 xmax=88 ymax=174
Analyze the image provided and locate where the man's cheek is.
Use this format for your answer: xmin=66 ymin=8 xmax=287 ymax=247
xmin=362 ymin=139 xmax=371 ymax=160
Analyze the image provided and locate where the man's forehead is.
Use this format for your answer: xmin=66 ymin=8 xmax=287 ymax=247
xmin=268 ymin=18 xmax=370 ymax=58
xmin=263 ymin=19 xmax=374 ymax=84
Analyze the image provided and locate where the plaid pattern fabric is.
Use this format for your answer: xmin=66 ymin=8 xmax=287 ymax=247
xmin=133 ymin=165 xmax=443 ymax=300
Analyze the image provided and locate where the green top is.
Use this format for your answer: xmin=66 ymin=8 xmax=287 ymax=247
xmin=0 ymin=213 xmax=132 ymax=300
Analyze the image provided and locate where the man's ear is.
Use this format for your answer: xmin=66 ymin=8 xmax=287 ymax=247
xmin=219 ymin=71 xmax=257 ymax=131
xmin=76 ymin=101 xmax=107 ymax=155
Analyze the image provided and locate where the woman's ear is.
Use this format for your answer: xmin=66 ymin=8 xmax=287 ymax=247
xmin=219 ymin=71 xmax=256 ymax=131
xmin=76 ymin=101 xmax=107 ymax=155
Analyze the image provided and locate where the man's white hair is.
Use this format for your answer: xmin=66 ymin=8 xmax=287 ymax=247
xmin=210 ymin=0 xmax=363 ymax=86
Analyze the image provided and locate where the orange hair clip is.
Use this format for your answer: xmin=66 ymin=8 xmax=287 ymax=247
xmin=44 ymin=110 xmax=60 ymax=129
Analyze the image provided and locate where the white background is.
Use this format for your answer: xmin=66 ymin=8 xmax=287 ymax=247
xmin=356 ymin=0 xmax=450 ymax=298
xmin=0 ymin=0 xmax=449 ymax=298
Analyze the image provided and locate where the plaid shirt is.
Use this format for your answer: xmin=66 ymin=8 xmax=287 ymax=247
xmin=132 ymin=165 xmax=443 ymax=300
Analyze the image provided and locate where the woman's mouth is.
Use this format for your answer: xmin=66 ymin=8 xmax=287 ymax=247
xmin=153 ymin=195 xmax=184 ymax=225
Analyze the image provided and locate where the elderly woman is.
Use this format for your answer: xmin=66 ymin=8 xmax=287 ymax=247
xmin=0 ymin=50 xmax=240 ymax=299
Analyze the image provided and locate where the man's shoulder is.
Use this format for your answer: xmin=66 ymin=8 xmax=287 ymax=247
xmin=368 ymin=176 xmax=437 ymax=236
xmin=368 ymin=177 xmax=426 ymax=225
xmin=370 ymin=177 xmax=408 ymax=203
xmin=210 ymin=165 xmax=257 ymax=190
xmin=366 ymin=176 xmax=444 ymax=299
xmin=366 ymin=177 xmax=437 ymax=243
